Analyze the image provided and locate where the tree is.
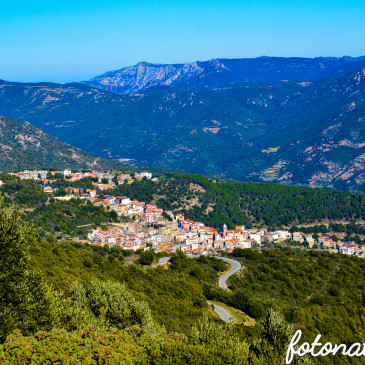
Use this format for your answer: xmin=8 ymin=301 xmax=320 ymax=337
xmin=250 ymin=309 xmax=299 ymax=363
xmin=331 ymin=234 xmax=339 ymax=242
xmin=110 ymin=210 xmax=118 ymax=220
xmin=354 ymin=235 xmax=362 ymax=245
xmin=289 ymin=226 xmax=299 ymax=233
xmin=162 ymin=212 xmax=172 ymax=221
xmin=48 ymin=280 xmax=164 ymax=334
xmin=191 ymin=314 xmax=249 ymax=356
xmin=139 ymin=249 xmax=156 ymax=265
xmin=260 ymin=309 xmax=294 ymax=352
xmin=232 ymin=288 xmax=249 ymax=311
xmin=0 ymin=204 xmax=50 ymax=341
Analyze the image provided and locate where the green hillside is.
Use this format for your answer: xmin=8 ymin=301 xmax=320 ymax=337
xmin=107 ymin=173 xmax=365 ymax=229
xmin=1 ymin=199 xmax=365 ymax=363
xmin=0 ymin=115 xmax=124 ymax=171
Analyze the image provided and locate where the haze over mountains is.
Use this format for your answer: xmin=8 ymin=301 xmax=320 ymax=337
xmin=83 ymin=56 xmax=365 ymax=94
xmin=0 ymin=56 xmax=364 ymax=192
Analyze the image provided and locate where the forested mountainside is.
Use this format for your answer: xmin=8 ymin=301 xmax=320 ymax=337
xmin=107 ymin=174 xmax=365 ymax=229
xmin=83 ymin=56 xmax=365 ymax=94
xmin=0 ymin=115 xmax=125 ymax=172
xmin=0 ymin=69 xmax=364 ymax=191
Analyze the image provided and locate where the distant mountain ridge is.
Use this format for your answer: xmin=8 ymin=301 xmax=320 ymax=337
xmin=83 ymin=56 xmax=365 ymax=94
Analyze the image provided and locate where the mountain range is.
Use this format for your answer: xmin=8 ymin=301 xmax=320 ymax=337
xmin=0 ymin=56 xmax=364 ymax=192
xmin=83 ymin=56 xmax=365 ymax=94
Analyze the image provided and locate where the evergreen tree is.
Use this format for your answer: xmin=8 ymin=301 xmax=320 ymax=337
xmin=0 ymin=204 xmax=49 ymax=341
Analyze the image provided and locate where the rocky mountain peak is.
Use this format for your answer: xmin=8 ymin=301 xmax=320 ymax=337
xmin=208 ymin=59 xmax=229 ymax=70
xmin=83 ymin=56 xmax=365 ymax=95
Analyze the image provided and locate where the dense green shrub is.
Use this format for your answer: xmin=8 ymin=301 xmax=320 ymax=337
xmin=0 ymin=205 xmax=50 ymax=341
xmin=0 ymin=327 xmax=251 ymax=365
xmin=138 ymin=249 xmax=156 ymax=265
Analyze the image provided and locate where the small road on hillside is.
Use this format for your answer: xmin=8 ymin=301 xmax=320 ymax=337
xmin=216 ymin=256 xmax=242 ymax=290
xmin=155 ymin=256 xmax=171 ymax=266
xmin=207 ymin=301 xmax=230 ymax=322
xmin=155 ymin=254 xmax=241 ymax=322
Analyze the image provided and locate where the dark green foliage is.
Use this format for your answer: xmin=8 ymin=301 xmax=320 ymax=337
xmin=203 ymin=283 xmax=231 ymax=303
xmin=168 ymin=251 xmax=228 ymax=283
xmin=29 ymin=240 xmax=221 ymax=334
xmin=138 ymin=249 xmax=156 ymax=265
xmin=26 ymin=198 xmax=118 ymax=238
xmin=0 ymin=327 xmax=250 ymax=364
xmin=0 ymin=206 xmax=49 ymax=341
xmin=227 ymin=249 xmax=365 ymax=348
xmin=109 ymin=174 xmax=365 ymax=228
xmin=291 ymin=220 xmax=365 ymax=237
xmin=162 ymin=211 xmax=173 ymax=221
xmin=0 ymin=174 xmax=47 ymax=206
xmin=231 ymin=289 xmax=267 ymax=319
xmin=50 ymin=176 xmax=96 ymax=190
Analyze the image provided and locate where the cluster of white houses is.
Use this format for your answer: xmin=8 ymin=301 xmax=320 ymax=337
xmin=86 ymin=194 xmax=365 ymax=257
xmin=8 ymin=169 xmax=155 ymax=194
xmin=4 ymin=169 xmax=365 ymax=257
xmin=11 ymin=169 xmax=48 ymax=181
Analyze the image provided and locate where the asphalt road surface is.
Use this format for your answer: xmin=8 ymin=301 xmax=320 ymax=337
xmin=155 ymin=256 xmax=171 ymax=266
xmin=207 ymin=301 xmax=231 ymax=322
xmin=217 ymin=256 xmax=242 ymax=290
xmin=155 ymin=254 xmax=241 ymax=322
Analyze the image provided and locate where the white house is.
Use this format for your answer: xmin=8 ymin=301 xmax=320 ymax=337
xmin=63 ymin=169 xmax=72 ymax=176
xmin=88 ymin=190 xmax=97 ymax=198
xmin=120 ymin=197 xmax=131 ymax=205
xmin=249 ymin=233 xmax=262 ymax=245
xmin=140 ymin=171 xmax=152 ymax=179
xmin=239 ymin=240 xmax=253 ymax=249
xmin=88 ymin=230 xmax=100 ymax=241
xmin=339 ymin=245 xmax=356 ymax=255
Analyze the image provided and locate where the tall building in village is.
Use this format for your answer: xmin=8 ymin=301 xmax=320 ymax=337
xmin=223 ymin=224 xmax=227 ymax=238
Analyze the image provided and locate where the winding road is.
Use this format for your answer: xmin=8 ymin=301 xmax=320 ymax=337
xmin=155 ymin=254 xmax=241 ymax=322
xmin=216 ymin=256 xmax=242 ymax=290
xmin=207 ymin=301 xmax=231 ymax=322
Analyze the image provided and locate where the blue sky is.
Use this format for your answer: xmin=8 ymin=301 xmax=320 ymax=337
xmin=1 ymin=0 xmax=364 ymax=83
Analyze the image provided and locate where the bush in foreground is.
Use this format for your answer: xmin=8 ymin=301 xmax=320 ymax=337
xmin=0 ymin=327 xmax=250 ymax=365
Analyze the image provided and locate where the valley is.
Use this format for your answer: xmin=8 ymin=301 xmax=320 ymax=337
xmin=0 ymin=65 xmax=364 ymax=192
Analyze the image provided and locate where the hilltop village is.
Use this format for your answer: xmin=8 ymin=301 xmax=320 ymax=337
xmin=4 ymin=168 xmax=365 ymax=258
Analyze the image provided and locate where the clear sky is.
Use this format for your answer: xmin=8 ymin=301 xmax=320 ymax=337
xmin=1 ymin=0 xmax=364 ymax=83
